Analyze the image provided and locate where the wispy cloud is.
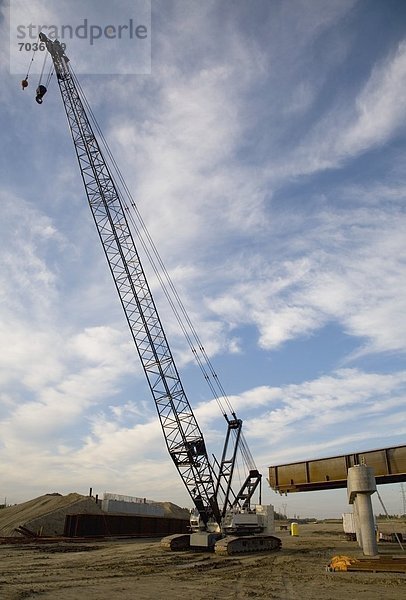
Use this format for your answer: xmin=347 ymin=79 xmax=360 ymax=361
xmin=1 ymin=365 xmax=403 ymax=507
xmin=337 ymin=40 xmax=406 ymax=157
xmin=278 ymin=38 xmax=406 ymax=177
xmin=205 ymin=198 xmax=406 ymax=357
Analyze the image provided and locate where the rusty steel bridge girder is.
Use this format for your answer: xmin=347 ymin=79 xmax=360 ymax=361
xmin=268 ymin=444 xmax=406 ymax=494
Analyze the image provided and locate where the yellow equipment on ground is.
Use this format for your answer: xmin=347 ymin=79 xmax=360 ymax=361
xmin=327 ymin=555 xmax=359 ymax=571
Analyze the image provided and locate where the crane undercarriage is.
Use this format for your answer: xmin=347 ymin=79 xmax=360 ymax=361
xmin=161 ymin=533 xmax=282 ymax=555
xmin=162 ymin=504 xmax=281 ymax=555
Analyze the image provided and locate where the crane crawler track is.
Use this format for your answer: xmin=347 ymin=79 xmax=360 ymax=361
xmin=160 ymin=533 xmax=191 ymax=551
xmin=214 ymin=535 xmax=282 ymax=556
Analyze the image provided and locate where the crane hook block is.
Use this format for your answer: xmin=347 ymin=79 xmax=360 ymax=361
xmin=35 ymin=85 xmax=47 ymax=104
xmin=21 ymin=78 xmax=28 ymax=90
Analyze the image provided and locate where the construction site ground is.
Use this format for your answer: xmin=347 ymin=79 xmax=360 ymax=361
xmin=0 ymin=522 xmax=405 ymax=599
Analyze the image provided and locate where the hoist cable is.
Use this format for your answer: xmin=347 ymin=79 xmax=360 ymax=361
xmin=24 ymin=54 xmax=35 ymax=80
xmin=45 ymin=67 xmax=54 ymax=87
xmin=24 ymin=36 xmax=40 ymax=80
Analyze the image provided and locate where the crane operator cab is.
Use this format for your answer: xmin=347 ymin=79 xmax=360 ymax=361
xmin=35 ymin=85 xmax=47 ymax=104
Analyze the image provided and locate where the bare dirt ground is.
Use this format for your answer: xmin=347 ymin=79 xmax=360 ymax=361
xmin=0 ymin=523 xmax=405 ymax=600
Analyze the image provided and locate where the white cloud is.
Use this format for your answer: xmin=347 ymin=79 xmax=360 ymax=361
xmin=205 ymin=199 xmax=406 ymax=357
xmin=0 ymin=322 xmax=65 ymax=390
xmin=2 ymin=365 xmax=403 ymax=508
xmin=337 ymin=40 xmax=406 ymax=157
xmin=243 ymin=368 xmax=406 ymax=456
xmin=0 ymin=327 xmax=137 ymax=447
xmin=0 ymin=191 xmax=62 ymax=316
xmin=282 ymin=39 xmax=406 ymax=177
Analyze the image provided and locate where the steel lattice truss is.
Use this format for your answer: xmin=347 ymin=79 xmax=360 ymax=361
xmin=43 ymin=36 xmax=220 ymax=525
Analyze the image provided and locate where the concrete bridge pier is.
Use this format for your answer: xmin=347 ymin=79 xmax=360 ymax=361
xmin=347 ymin=464 xmax=378 ymax=557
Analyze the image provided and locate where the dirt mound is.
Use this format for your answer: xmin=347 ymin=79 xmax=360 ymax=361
xmin=0 ymin=493 xmax=190 ymax=538
xmin=157 ymin=501 xmax=189 ymax=520
xmin=0 ymin=492 xmax=103 ymax=537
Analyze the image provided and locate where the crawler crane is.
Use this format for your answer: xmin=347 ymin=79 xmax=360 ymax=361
xmin=34 ymin=34 xmax=281 ymax=555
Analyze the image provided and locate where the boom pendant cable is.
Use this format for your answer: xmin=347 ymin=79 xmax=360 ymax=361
xmin=70 ymin=68 xmax=238 ymax=421
xmin=59 ymin=61 xmax=257 ymax=475
xmin=71 ymin=66 xmax=258 ymax=476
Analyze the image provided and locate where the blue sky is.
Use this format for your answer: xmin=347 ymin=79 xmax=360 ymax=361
xmin=0 ymin=0 xmax=405 ymax=518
